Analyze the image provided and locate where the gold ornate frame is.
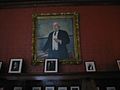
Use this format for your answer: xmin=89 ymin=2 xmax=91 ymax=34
xmin=32 ymin=13 xmax=81 ymax=65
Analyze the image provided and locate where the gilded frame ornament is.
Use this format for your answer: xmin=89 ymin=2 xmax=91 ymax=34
xmin=32 ymin=13 xmax=81 ymax=65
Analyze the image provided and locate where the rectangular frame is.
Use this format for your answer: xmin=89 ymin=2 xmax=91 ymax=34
xmin=106 ymin=87 xmax=116 ymax=90
xmin=8 ymin=59 xmax=23 ymax=73
xmin=117 ymin=60 xmax=120 ymax=70
xmin=58 ymin=87 xmax=67 ymax=90
xmin=32 ymin=87 xmax=41 ymax=90
xmin=45 ymin=86 xmax=54 ymax=90
xmin=13 ymin=87 xmax=22 ymax=90
xmin=85 ymin=61 xmax=96 ymax=72
xmin=0 ymin=87 xmax=4 ymax=90
xmin=70 ymin=86 xmax=80 ymax=90
xmin=96 ymin=87 xmax=100 ymax=90
xmin=32 ymin=13 xmax=81 ymax=65
xmin=0 ymin=62 xmax=2 ymax=70
xmin=44 ymin=59 xmax=58 ymax=73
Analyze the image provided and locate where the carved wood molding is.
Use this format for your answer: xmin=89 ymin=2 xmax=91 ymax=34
xmin=0 ymin=0 xmax=120 ymax=9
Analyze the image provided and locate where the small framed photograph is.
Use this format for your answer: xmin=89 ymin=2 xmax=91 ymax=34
xmin=70 ymin=86 xmax=80 ymax=90
xmin=8 ymin=59 xmax=23 ymax=73
xmin=44 ymin=59 xmax=58 ymax=73
xmin=106 ymin=87 xmax=116 ymax=90
xmin=0 ymin=62 xmax=2 ymax=70
xmin=32 ymin=87 xmax=41 ymax=90
xmin=13 ymin=87 xmax=22 ymax=90
xmin=45 ymin=86 xmax=54 ymax=90
xmin=117 ymin=60 xmax=120 ymax=70
xmin=85 ymin=61 xmax=96 ymax=72
xmin=97 ymin=87 xmax=100 ymax=90
xmin=0 ymin=87 xmax=4 ymax=90
xmin=58 ymin=87 xmax=67 ymax=90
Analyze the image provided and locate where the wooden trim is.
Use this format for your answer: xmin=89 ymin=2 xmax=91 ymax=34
xmin=0 ymin=72 xmax=120 ymax=80
xmin=0 ymin=0 xmax=120 ymax=9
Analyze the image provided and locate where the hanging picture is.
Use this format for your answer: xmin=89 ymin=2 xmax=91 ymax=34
xmin=32 ymin=13 xmax=81 ymax=65
xmin=44 ymin=59 xmax=58 ymax=73
xmin=0 ymin=62 xmax=2 ymax=70
xmin=106 ymin=87 xmax=116 ymax=90
xmin=32 ymin=87 xmax=41 ymax=90
xmin=96 ymin=87 xmax=100 ymax=90
xmin=70 ymin=86 xmax=80 ymax=90
xmin=13 ymin=87 xmax=22 ymax=90
xmin=117 ymin=60 xmax=120 ymax=70
xmin=45 ymin=86 xmax=54 ymax=90
xmin=85 ymin=61 xmax=96 ymax=72
xmin=8 ymin=59 xmax=23 ymax=73
xmin=58 ymin=87 xmax=67 ymax=90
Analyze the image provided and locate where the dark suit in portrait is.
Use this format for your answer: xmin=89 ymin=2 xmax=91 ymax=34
xmin=42 ymin=30 xmax=70 ymax=60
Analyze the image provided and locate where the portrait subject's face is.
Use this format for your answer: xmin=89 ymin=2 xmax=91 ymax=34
xmin=53 ymin=22 xmax=60 ymax=31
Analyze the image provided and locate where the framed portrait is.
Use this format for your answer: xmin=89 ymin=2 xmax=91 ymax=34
xmin=106 ymin=87 xmax=116 ymax=90
xmin=117 ymin=60 xmax=120 ymax=70
xmin=0 ymin=62 xmax=2 ymax=70
xmin=44 ymin=59 xmax=58 ymax=73
xmin=70 ymin=86 xmax=80 ymax=90
xmin=8 ymin=59 xmax=23 ymax=73
xmin=32 ymin=13 xmax=81 ymax=65
xmin=13 ymin=87 xmax=22 ymax=90
xmin=45 ymin=86 xmax=54 ymax=90
xmin=32 ymin=87 xmax=41 ymax=90
xmin=85 ymin=61 xmax=96 ymax=72
xmin=58 ymin=87 xmax=67 ymax=90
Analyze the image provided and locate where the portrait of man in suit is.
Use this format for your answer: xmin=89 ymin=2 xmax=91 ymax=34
xmin=11 ymin=61 xmax=20 ymax=71
xmin=42 ymin=22 xmax=70 ymax=60
xmin=46 ymin=61 xmax=55 ymax=71
xmin=33 ymin=13 xmax=81 ymax=63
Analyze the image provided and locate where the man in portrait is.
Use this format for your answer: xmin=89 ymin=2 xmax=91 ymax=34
xmin=42 ymin=22 xmax=70 ymax=60
xmin=11 ymin=61 xmax=19 ymax=71
xmin=46 ymin=61 xmax=55 ymax=71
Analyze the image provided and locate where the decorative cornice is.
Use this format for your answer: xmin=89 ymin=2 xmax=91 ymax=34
xmin=0 ymin=0 xmax=120 ymax=9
